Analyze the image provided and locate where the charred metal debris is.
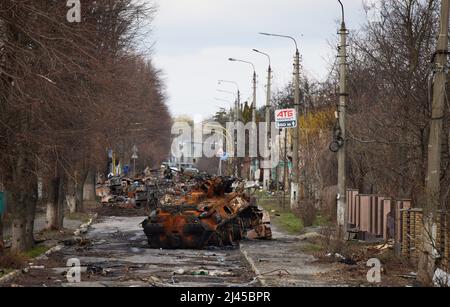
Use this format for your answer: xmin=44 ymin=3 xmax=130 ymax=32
xmin=96 ymin=170 xmax=272 ymax=249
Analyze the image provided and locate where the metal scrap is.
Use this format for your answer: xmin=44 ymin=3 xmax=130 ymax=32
xmin=142 ymin=175 xmax=272 ymax=249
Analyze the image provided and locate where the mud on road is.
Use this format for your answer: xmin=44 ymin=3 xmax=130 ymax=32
xmin=6 ymin=216 xmax=258 ymax=287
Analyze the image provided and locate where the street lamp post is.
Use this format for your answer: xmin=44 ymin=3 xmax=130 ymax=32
xmin=253 ymin=49 xmax=272 ymax=191
xmin=218 ymin=80 xmax=241 ymax=177
xmin=228 ymin=58 xmax=257 ymax=124
xmin=259 ymin=32 xmax=301 ymax=209
xmin=218 ymin=80 xmax=241 ymax=122
xmin=216 ymin=89 xmax=237 ymax=120
xmin=228 ymin=58 xmax=257 ymax=180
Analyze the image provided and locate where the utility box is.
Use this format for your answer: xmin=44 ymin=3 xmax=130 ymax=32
xmin=0 ymin=191 xmax=5 ymax=216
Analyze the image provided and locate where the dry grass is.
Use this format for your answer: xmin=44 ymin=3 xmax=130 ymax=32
xmin=0 ymin=252 xmax=27 ymax=271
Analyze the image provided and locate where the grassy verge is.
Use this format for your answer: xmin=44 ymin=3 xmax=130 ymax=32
xmin=25 ymin=245 xmax=50 ymax=258
xmin=256 ymin=193 xmax=304 ymax=234
xmin=313 ymin=214 xmax=332 ymax=227
xmin=0 ymin=244 xmax=50 ymax=276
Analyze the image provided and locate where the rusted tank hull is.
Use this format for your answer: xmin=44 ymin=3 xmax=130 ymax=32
xmin=142 ymin=177 xmax=271 ymax=249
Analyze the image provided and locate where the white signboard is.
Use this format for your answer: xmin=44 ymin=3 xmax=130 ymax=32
xmin=275 ymin=108 xmax=297 ymax=129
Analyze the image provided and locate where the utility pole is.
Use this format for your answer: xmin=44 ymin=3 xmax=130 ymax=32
xmin=291 ymin=47 xmax=300 ymax=209
xmin=254 ymin=49 xmax=272 ymax=190
xmin=228 ymin=58 xmax=257 ymax=181
xmin=251 ymin=71 xmax=257 ymax=181
xmin=337 ymin=0 xmax=348 ymax=237
xmin=283 ymin=129 xmax=288 ymax=209
xmin=236 ymin=90 xmax=241 ymax=122
xmin=259 ymin=33 xmax=300 ymax=206
xmin=265 ymin=65 xmax=272 ymax=190
xmin=235 ymin=90 xmax=240 ymax=178
xmin=218 ymin=80 xmax=240 ymax=178
xmin=418 ymin=0 xmax=449 ymax=285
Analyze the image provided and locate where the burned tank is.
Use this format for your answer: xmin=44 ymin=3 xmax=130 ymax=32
xmin=142 ymin=176 xmax=272 ymax=249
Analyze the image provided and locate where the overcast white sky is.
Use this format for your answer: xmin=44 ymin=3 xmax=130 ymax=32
xmin=150 ymin=0 xmax=369 ymax=119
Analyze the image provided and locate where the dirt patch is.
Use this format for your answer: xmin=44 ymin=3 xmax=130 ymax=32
xmin=303 ymin=232 xmax=417 ymax=287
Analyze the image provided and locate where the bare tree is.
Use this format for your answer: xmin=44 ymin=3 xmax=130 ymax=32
xmin=0 ymin=0 xmax=171 ymax=251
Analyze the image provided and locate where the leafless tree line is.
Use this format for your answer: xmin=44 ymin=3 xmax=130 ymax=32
xmin=345 ymin=0 xmax=449 ymax=208
xmin=0 ymin=0 xmax=171 ymax=253
xmin=270 ymin=0 xmax=449 ymax=224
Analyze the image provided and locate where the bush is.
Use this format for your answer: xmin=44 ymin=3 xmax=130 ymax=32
xmin=297 ymin=200 xmax=317 ymax=227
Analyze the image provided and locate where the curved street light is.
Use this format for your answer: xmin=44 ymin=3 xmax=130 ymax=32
xmin=228 ymin=58 xmax=256 ymax=73
xmin=228 ymin=57 xmax=258 ymax=180
xmin=259 ymin=32 xmax=298 ymax=52
xmin=217 ymin=89 xmax=237 ymax=99
xmin=228 ymin=57 xmax=257 ymax=116
xmin=338 ymin=0 xmax=345 ymax=25
xmin=253 ymin=49 xmax=271 ymax=68
xmin=218 ymin=80 xmax=240 ymax=93
xmin=218 ymin=79 xmax=241 ymax=122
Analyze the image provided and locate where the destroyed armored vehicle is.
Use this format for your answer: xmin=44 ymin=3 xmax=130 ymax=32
xmin=127 ymin=180 xmax=150 ymax=208
xmin=142 ymin=177 xmax=272 ymax=249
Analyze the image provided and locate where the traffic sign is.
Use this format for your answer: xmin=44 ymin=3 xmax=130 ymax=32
xmin=220 ymin=152 xmax=229 ymax=161
xmin=275 ymin=108 xmax=297 ymax=129
xmin=132 ymin=145 xmax=138 ymax=154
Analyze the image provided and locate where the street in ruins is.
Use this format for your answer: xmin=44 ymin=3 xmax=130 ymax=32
xmin=0 ymin=200 xmax=416 ymax=288
xmin=1 ymin=0 xmax=450 ymax=292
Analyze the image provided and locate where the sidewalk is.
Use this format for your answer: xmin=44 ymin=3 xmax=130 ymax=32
xmin=2 ymin=212 xmax=84 ymax=241
xmin=240 ymin=225 xmax=340 ymax=287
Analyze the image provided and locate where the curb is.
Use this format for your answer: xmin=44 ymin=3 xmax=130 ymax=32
xmin=0 ymin=213 xmax=98 ymax=286
xmin=73 ymin=213 xmax=98 ymax=236
xmin=240 ymin=247 xmax=267 ymax=287
xmin=0 ymin=244 xmax=65 ymax=285
xmin=0 ymin=270 xmax=20 ymax=285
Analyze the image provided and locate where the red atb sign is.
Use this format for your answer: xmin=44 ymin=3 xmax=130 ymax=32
xmin=275 ymin=108 xmax=297 ymax=129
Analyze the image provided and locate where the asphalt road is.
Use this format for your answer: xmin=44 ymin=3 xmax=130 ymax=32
xmin=240 ymin=226 xmax=338 ymax=287
xmin=4 ymin=216 xmax=258 ymax=287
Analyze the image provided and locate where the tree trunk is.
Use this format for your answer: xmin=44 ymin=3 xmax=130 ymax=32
xmin=11 ymin=188 xmax=36 ymax=253
xmin=75 ymin=169 xmax=89 ymax=213
xmin=10 ymin=152 xmax=38 ymax=253
xmin=45 ymin=175 xmax=65 ymax=230
xmin=83 ymin=169 xmax=96 ymax=202
xmin=11 ymin=216 xmax=28 ymax=253
xmin=75 ymin=183 xmax=84 ymax=212
xmin=66 ymin=177 xmax=77 ymax=214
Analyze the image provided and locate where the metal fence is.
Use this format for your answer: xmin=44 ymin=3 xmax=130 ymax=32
xmin=346 ymin=188 xmax=449 ymax=267
xmin=346 ymin=190 xmax=411 ymax=242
